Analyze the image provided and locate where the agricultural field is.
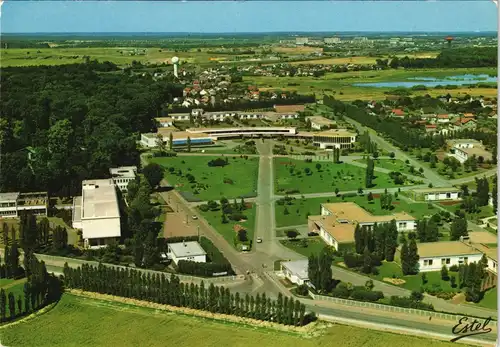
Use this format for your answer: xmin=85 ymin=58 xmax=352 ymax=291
xmin=244 ymin=67 xmax=497 ymax=101
xmin=275 ymin=194 xmax=439 ymax=228
xmin=152 ymin=156 xmax=259 ymax=201
xmin=274 ymin=159 xmax=409 ymax=195
xmin=198 ymin=203 xmax=256 ymax=250
xmin=0 ymin=293 xmax=463 ymax=347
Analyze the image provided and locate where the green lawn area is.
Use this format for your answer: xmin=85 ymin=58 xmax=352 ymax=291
xmin=1 ymin=293 xmax=460 ymax=347
xmin=274 ymin=158 xmax=409 ymax=195
xmin=354 ymin=158 xmax=423 ymax=177
xmin=477 ymin=287 xmax=497 ymax=310
xmin=279 ymin=237 xmax=328 ymax=257
xmin=439 ymin=202 xmax=495 ymax=222
xmin=369 ymin=262 xmax=456 ymax=293
xmin=198 ymin=204 xmax=256 ymax=250
xmin=152 ymin=156 xmax=259 ymax=201
xmin=275 ymin=194 xmax=439 ymax=228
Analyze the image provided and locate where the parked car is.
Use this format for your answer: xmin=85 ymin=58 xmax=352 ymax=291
xmin=256 ymin=237 xmax=263 ymax=243
xmin=192 ymin=215 xmax=198 ymax=220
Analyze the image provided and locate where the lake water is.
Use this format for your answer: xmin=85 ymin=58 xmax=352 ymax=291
xmin=352 ymin=74 xmax=497 ymax=88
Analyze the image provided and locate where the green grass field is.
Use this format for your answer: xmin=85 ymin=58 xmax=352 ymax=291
xmin=0 ymin=293 xmax=461 ymax=347
xmin=275 ymin=195 xmax=437 ymax=228
xmin=354 ymin=158 xmax=423 ymax=177
xmin=152 ymin=156 xmax=259 ymax=201
xmin=279 ymin=237 xmax=328 ymax=257
xmin=274 ymin=159 xmax=407 ymax=195
xmin=198 ymin=204 xmax=256 ymax=249
xmin=477 ymin=287 xmax=497 ymax=310
xmin=0 ymin=278 xmax=27 ymax=299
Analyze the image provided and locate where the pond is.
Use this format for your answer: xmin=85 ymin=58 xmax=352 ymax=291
xmin=352 ymin=74 xmax=497 ymax=88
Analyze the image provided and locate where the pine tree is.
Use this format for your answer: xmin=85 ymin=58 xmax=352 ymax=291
xmin=187 ymin=136 xmax=192 ymax=152
xmin=1 ymin=222 xmax=8 ymax=246
xmin=408 ymin=235 xmax=419 ymax=275
xmin=308 ymin=254 xmax=320 ymax=290
xmin=416 ymin=219 xmax=427 ymax=241
xmin=426 ymin=220 xmax=439 ymax=242
xmin=169 ymin=132 xmax=173 ymax=151
xmin=8 ymin=292 xmax=15 ymax=320
xmin=400 ymin=235 xmax=410 ymax=275
xmin=441 ymin=265 xmax=449 ymax=281
xmin=385 ymin=220 xmax=398 ymax=261
xmin=0 ymin=289 xmax=6 ymax=322
xmin=492 ymin=175 xmax=497 ymax=214
xmin=450 ymin=218 xmax=468 ymax=241
xmin=373 ymin=223 xmax=386 ymax=259
xmin=354 ymin=224 xmax=363 ymax=254
xmin=362 ymin=247 xmax=372 ymax=274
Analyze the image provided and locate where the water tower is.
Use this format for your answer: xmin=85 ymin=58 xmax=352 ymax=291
xmin=171 ymin=56 xmax=179 ymax=78
xmin=445 ymin=36 xmax=453 ymax=49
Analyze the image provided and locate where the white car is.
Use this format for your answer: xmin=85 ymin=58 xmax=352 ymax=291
xmin=192 ymin=215 xmax=198 ymax=220
xmin=256 ymin=237 xmax=262 ymax=243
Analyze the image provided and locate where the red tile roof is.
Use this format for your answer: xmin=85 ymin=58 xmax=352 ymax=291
xmin=463 ymin=113 xmax=475 ymax=118
xmin=392 ymin=109 xmax=405 ymax=116
xmin=455 ymin=118 xmax=476 ymax=125
xmin=425 ymin=124 xmax=437 ymax=128
xmin=437 ymin=114 xmax=449 ymax=119
xmin=274 ymin=104 xmax=305 ymax=113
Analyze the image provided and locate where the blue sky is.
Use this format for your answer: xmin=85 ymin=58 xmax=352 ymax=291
xmin=2 ymin=1 xmax=498 ymax=33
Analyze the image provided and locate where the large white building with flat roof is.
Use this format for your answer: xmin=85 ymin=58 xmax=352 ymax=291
xmin=167 ymin=241 xmax=207 ymax=265
xmin=73 ymin=179 xmax=121 ymax=248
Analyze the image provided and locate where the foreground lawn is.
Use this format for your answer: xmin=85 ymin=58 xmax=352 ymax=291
xmin=275 ymin=194 xmax=438 ymax=228
xmin=477 ymin=287 xmax=497 ymax=310
xmin=152 ymin=155 xmax=258 ymax=201
xmin=279 ymin=237 xmax=328 ymax=257
xmin=1 ymin=293 xmax=460 ymax=347
xmin=274 ymin=159 xmax=407 ymax=195
xmin=198 ymin=204 xmax=256 ymax=250
xmin=354 ymin=158 xmax=423 ymax=177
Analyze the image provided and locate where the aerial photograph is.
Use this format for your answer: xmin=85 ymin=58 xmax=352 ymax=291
xmin=0 ymin=1 xmax=498 ymax=346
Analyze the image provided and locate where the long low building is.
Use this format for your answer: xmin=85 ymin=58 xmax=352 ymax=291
xmin=416 ymin=241 xmax=484 ymax=272
xmin=311 ymin=129 xmax=357 ymax=149
xmin=281 ymin=260 xmax=309 ymax=285
xmin=409 ymin=187 xmax=461 ymax=201
xmin=167 ymin=241 xmax=207 ymax=265
xmin=309 ymin=202 xmax=416 ymax=250
xmin=186 ymin=126 xmax=297 ymax=139
xmin=73 ymin=179 xmax=121 ymax=248
xmin=140 ymin=129 xmax=215 ymax=148
xmin=0 ymin=192 xmax=48 ymax=218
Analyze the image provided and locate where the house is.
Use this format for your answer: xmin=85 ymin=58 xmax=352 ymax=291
xmin=454 ymin=118 xmax=477 ymax=130
xmin=391 ymin=109 xmax=405 ymax=117
xmin=425 ymin=124 xmax=437 ymax=133
xmin=167 ymin=241 xmax=207 ymax=265
xmin=306 ymin=116 xmax=336 ymax=130
xmin=308 ymin=202 xmax=416 ymax=251
xmin=0 ymin=192 xmax=48 ymax=218
xmin=436 ymin=114 xmax=450 ymax=124
xmin=155 ymin=117 xmax=174 ymax=128
xmin=446 ymin=139 xmax=492 ymax=164
xmin=416 ymin=241 xmax=483 ymax=272
xmin=281 ymin=260 xmax=309 ymax=285
xmin=73 ymin=179 xmax=121 ymax=249
xmin=462 ymin=113 xmax=475 ymax=119
xmin=446 ymin=139 xmax=482 ymax=149
xmin=109 ymin=166 xmax=137 ymax=192
xmin=191 ymin=109 xmax=204 ymax=117
xmin=409 ymin=187 xmax=461 ymax=202
xmin=274 ymin=104 xmax=305 ymax=113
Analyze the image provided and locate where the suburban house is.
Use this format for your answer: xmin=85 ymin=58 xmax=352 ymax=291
xmin=391 ymin=109 xmax=405 ymax=117
xmin=454 ymin=118 xmax=477 ymax=130
xmin=425 ymin=124 xmax=437 ymax=133
xmin=409 ymin=187 xmax=461 ymax=202
xmin=308 ymin=202 xmax=416 ymax=251
xmin=306 ymin=116 xmax=336 ymax=130
xmin=155 ymin=117 xmax=174 ymax=128
xmin=436 ymin=114 xmax=450 ymax=124
xmin=414 ymin=241 xmax=483 ymax=272
xmin=280 ymin=260 xmax=309 ymax=285
xmin=0 ymin=192 xmax=48 ymax=218
xmin=109 ymin=166 xmax=137 ymax=192
xmin=167 ymin=241 xmax=207 ymax=265
xmin=311 ymin=129 xmax=357 ymax=149
xmin=72 ymin=179 xmax=121 ymax=249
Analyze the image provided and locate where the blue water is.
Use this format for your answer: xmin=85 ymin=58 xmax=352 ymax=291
xmin=352 ymin=74 xmax=497 ymax=88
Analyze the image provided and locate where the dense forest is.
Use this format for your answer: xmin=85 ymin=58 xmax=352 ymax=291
xmin=0 ymin=61 xmax=182 ymax=195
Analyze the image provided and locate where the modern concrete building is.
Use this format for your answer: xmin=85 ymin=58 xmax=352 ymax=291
xmin=0 ymin=192 xmax=48 ymax=218
xmin=409 ymin=187 xmax=461 ymax=202
xmin=416 ymin=241 xmax=483 ymax=272
xmin=169 ymin=113 xmax=191 ymax=121
xmin=140 ymin=129 xmax=215 ymax=148
xmin=324 ymin=37 xmax=341 ymax=44
xmin=281 ymin=260 xmax=309 ymax=285
xmin=306 ymin=116 xmax=336 ymax=130
xmin=309 ymin=202 xmax=416 ymax=250
xmin=155 ymin=117 xmax=174 ymax=128
xmin=295 ymin=37 xmax=309 ymax=45
xmin=186 ymin=126 xmax=297 ymax=139
xmin=109 ymin=166 xmax=137 ymax=192
xmin=167 ymin=241 xmax=207 ymax=265
xmin=74 ymin=179 xmax=121 ymax=248
xmin=311 ymin=129 xmax=357 ymax=149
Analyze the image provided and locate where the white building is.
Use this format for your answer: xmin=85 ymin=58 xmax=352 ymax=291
xmin=203 ymin=111 xmax=237 ymax=122
xmin=306 ymin=116 xmax=336 ymax=130
xmin=73 ymin=179 xmax=121 ymax=248
xmin=109 ymin=166 xmax=137 ymax=192
xmin=167 ymin=241 xmax=207 ymax=265
xmin=295 ymin=37 xmax=309 ymax=45
xmin=155 ymin=117 xmax=174 ymax=128
xmin=309 ymin=202 xmax=416 ymax=250
xmin=324 ymin=37 xmax=341 ymax=44
xmin=410 ymin=187 xmax=461 ymax=202
xmin=311 ymin=129 xmax=357 ymax=150
xmin=281 ymin=260 xmax=309 ymax=285
xmin=169 ymin=113 xmax=190 ymax=121
xmin=0 ymin=192 xmax=48 ymax=218
xmin=416 ymin=241 xmax=483 ymax=272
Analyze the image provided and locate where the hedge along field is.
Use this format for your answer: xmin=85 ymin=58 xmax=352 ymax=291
xmin=1 ymin=294 xmax=464 ymax=347
xmin=274 ymin=159 xmax=405 ymax=195
xmin=152 ymin=156 xmax=259 ymax=201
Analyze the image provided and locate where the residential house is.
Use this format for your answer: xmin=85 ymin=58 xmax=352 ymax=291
xmin=409 ymin=187 xmax=461 ymax=202
xmin=391 ymin=109 xmax=405 ymax=117
xmin=155 ymin=117 xmax=174 ymax=128
xmin=425 ymin=124 xmax=437 ymax=133
xmin=436 ymin=114 xmax=450 ymax=124
xmin=167 ymin=241 xmax=207 ymax=265
xmin=414 ymin=241 xmax=483 ymax=272
xmin=454 ymin=118 xmax=477 ymax=130
xmin=169 ymin=113 xmax=191 ymax=121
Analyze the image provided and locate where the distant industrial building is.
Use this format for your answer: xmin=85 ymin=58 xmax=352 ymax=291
xmin=324 ymin=37 xmax=341 ymax=44
xmin=72 ymin=179 xmax=121 ymax=248
xmin=109 ymin=166 xmax=137 ymax=192
xmin=295 ymin=37 xmax=309 ymax=45
xmin=0 ymin=192 xmax=48 ymax=218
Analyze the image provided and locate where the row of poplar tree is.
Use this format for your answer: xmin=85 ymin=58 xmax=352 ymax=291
xmin=63 ymin=263 xmax=313 ymax=326
xmin=0 ymin=255 xmax=62 ymax=323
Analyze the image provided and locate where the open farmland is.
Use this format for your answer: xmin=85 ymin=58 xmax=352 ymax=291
xmin=0 ymin=294 xmax=466 ymax=347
